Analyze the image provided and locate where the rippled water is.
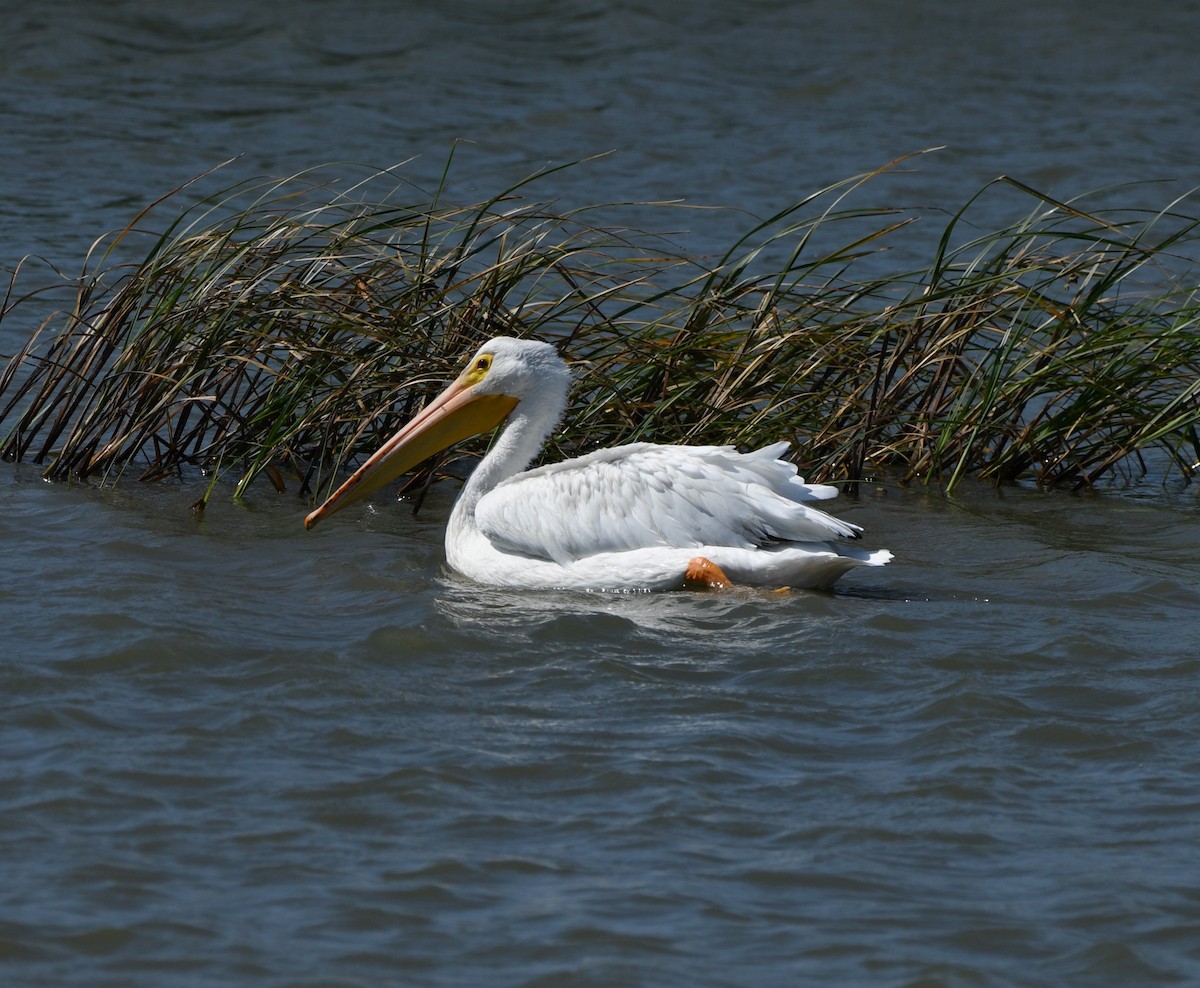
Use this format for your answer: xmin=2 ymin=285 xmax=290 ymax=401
xmin=4 ymin=472 xmax=1200 ymax=985
xmin=5 ymin=0 xmax=1200 ymax=270
xmin=3 ymin=1 xmax=1200 ymax=985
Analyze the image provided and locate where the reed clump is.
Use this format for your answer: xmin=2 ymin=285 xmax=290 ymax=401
xmin=1 ymin=156 xmax=1197 ymax=505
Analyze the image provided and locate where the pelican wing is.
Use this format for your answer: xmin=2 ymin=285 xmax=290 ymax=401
xmin=474 ymin=441 xmax=860 ymax=566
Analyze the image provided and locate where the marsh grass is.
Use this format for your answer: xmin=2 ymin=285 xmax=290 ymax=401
xmin=1 ymin=155 xmax=1197 ymax=508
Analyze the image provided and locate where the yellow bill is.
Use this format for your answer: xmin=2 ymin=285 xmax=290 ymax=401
xmin=304 ymin=375 xmax=518 ymax=530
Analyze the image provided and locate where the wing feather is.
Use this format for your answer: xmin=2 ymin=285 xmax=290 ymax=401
xmin=474 ymin=442 xmax=860 ymax=565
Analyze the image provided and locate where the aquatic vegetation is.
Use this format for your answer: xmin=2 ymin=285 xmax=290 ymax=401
xmin=0 ymin=154 xmax=1197 ymax=504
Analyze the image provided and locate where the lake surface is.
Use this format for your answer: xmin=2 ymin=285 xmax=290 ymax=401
xmin=2 ymin=2 xmax=1200 ymax=985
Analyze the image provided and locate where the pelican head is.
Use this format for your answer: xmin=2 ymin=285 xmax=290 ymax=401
xmin=304 ymin=337 xmax=570 ymax=530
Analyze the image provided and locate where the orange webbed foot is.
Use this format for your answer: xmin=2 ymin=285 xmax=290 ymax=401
xmin=684 ymin=556 xmax=733 ymax=591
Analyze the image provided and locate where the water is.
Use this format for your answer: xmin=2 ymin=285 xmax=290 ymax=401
xmin=5 ymin=0 xmax=1199 ymax=271
xmin=2 ymin=2 xmax=1200 ymax=985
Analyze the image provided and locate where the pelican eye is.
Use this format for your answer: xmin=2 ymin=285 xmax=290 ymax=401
xmin=464 ymin=352 xmax=494 ymax=385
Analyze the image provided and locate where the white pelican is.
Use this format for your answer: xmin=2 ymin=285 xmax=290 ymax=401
xmin=304 ymin=337 xmax=892 ymax=591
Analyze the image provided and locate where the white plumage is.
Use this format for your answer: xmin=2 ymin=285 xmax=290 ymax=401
xmin=475 ymin=443 xmax=857 ymax=561
xmin=306 ymin=337 xmax=892 ymax=592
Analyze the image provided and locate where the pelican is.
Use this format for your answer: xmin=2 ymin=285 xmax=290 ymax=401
xmin=304 ymin=337 xmax=892 ymax=591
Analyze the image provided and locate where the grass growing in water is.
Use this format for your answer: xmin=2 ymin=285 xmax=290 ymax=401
xmin=1 ymin=155 xmax=1197 ymax=509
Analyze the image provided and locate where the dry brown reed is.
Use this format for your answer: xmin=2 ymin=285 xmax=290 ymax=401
xmin=1 ymin=157 xmax=1197 ymax=509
